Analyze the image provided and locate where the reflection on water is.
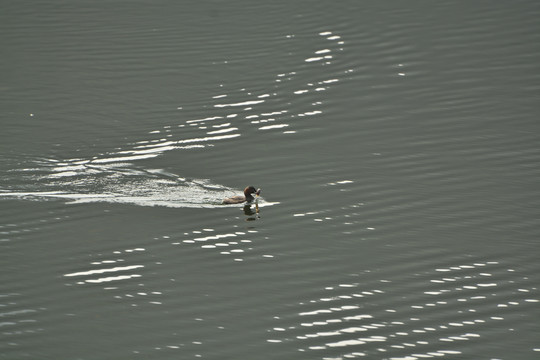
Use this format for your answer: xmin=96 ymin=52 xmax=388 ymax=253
xmin=243 ymin=203 xmax=260 ymax=221
xmin=266 ymin=260 xmax=539 ymax=359
xmin=1 ymin=29 xmax=346 ymax=210
xmin=174 ymin=227 xmax=262 ymax=262
xmin=1 ymin=1 xmax=540 ymax=359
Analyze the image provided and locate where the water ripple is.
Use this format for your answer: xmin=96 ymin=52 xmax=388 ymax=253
xmin=2 ymin=30 xmax=347 ymax=210
xmin=266 ymin=258 xmax=539 ymax=359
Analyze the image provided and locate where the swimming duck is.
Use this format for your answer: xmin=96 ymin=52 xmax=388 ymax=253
xmin=223 ymin=186 xmax=261 ymax=204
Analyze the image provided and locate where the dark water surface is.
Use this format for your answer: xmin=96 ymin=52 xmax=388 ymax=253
xmin=1 ymin=2 xmax=539 ymax=359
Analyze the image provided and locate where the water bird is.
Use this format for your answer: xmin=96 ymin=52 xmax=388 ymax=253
xmin=223 ymin=186 xmax=261 ymax=204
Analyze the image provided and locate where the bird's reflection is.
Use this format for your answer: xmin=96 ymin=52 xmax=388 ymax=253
xmin=243 ymin=202 xmax=260 ymax=221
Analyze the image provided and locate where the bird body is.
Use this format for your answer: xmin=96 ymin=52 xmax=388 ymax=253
xmin=223 ymin=186 xmax=261 ymax=204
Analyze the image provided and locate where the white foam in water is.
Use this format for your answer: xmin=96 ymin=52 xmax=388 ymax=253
xmin=0 ymin=166 xmax=278 ymax=209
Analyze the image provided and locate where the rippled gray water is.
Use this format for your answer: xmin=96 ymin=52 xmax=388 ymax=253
xmin=1 ymin=2 xmax=539 ymax=359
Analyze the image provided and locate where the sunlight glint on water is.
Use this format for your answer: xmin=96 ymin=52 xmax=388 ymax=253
xmin=1 ymin=2 xmax=539 ymax=359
